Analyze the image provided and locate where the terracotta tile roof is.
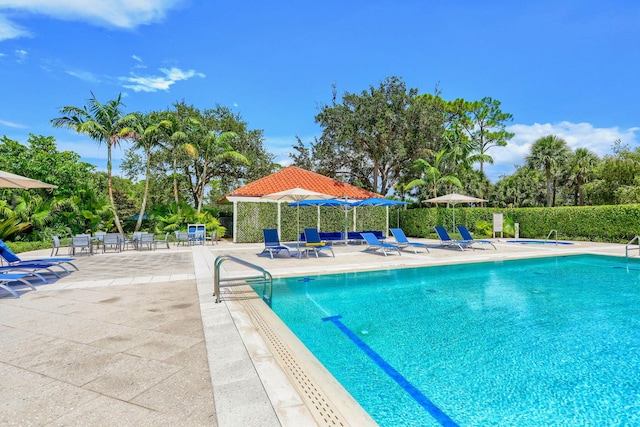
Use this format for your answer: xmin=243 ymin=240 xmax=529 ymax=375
xmin=221 ymin=166 xmax=381 ymax=201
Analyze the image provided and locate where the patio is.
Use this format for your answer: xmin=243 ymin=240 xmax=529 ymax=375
xmin=0 ymin=238 xmax=630 ymax=426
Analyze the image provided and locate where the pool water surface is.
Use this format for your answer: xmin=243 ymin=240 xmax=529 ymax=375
xmin=260 ymin=255 xmax=640 ymax=426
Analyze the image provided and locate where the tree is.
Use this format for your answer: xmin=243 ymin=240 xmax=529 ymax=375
xmin=121 ymin=112 xmax=172 ymax=231
xmin=51 ymin=92 xmax=129 ymax=234
xmin=315 ymin=76 xmax=417 ymax=195
xmin=566 ymin=148 xmax=600 ymax=206
xmin=456 ymin=97 xmax=514 ymax=173
xmin=526 ymin=135 xmax=570 ymax=207
xmin=404 ymin=149 xmax=462 ymax=199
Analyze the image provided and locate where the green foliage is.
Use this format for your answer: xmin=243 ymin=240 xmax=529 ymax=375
xmin=0 ymin=216 xmax=32 ymax=241
xmin=399 ymin=205 xmax=640 ymax=243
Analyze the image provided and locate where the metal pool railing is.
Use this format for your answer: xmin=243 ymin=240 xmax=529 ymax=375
xmin=545 ymin=229 xmax=558 ymax=245
xmin=626 ymin=236 xmax=640 ymax=259
xmin=213 ymin=255 xmax=272 ymax=305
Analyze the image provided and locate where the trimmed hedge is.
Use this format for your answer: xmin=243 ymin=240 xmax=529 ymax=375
xmin=398 ymin=204 xmax=640 ymax=243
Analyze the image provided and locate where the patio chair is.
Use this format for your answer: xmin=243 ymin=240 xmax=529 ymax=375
xmin=50 ymin=236 xmax=71 ymax=256
xmin=433 ymin=226 xmax=474 ymax=251
xmin=260 ymin=229 xmax=290 ymax=259
xmin=389 ymin=228 xmax=430 ymax=254
xmin=360 ymin=232 xmax=401 ymax=256
xmin=154 ymin=232 xmax=171 ymax=249
xmin=71 ymin=235 xmax=93 ymax=256
xmin=102 ymin=233 xmax=122 ymax=253
xmin=0 ymin=273 xmax=37 ymax=299
xmin=0 ymin=238 xmax=78 ymax=273
xmin=456 ymin=225 xmax=496 ymax=250
xmin=175 ymin=231 xmax=190 ymax=246
xmin=137 ymin=233 xmax=155 ymax=251
xmin=303 ymin=228 xmax=335 ymax=258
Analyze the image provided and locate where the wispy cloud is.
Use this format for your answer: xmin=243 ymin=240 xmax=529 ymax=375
xmin=14 ymin=48 xmax=27 ymax=63
xmin=0 ymin=118 xmax=28 ymax=128
xmin=65 ymin=69 xmax=101 ymax=83
xmin=0 ymin=13 xmax=31 ymax=41
xmin=486 ymin=121 xmax=639 ymax=181
xmin=120 ymin=67 xmax=205 ymax=92
xmin=0 ymin=0 xmax=185 ymax=40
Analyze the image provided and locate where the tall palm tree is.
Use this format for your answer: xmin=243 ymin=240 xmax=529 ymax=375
xmin=121 ymin=112 xmax=172 ymax=232
xmin=526 ymin=135 xmax=570 ymax=207
xmin=567 ymin=148 xmax=600 ymax=206
xmin=51 ymin=92 xmax=128 ymax=234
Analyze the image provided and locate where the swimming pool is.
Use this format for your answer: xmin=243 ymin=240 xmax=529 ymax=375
xmin=260 ymin=255 xmax=640 ymax=426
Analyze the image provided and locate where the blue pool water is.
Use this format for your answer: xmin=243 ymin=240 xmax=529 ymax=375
xmin=259 ymin=255 xmax=640 ymax=426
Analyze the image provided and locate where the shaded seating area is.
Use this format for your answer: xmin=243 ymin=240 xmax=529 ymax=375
xmin=259 ymin=229 xmax=290 ymax=259
xmin=456 ymin=225 xmax=496 ymax=250
xmin=303 ymin=228 xmax=334 ymax=258
xmin=360 ymin=232 xmax=401 ymax=256
xmin=434 ymin=226 xmax=474 ymax=251
xmin=390 ymin=228 xmax=430 ymax=254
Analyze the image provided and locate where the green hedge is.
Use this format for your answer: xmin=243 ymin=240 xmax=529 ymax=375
xmin=398 ymin=204 xmax=640 ymax=243
xmin=234 ymin=202 xmax=388 ymax=243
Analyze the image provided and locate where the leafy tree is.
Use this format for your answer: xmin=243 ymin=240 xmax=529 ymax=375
xmin=566 ymin=148 xmax=600 ymax=206
xmin=315 ymin=76 xmax=417 ymax=195
xmin=405 ymin=149 xmax=462 ymax=199
xmin=51 ymin=92 xmax=131 ymax=234
xmin=526 ymin=135 xmax=570 ymax=207
xmin=121 ymin=112 xmax=171 ymax=231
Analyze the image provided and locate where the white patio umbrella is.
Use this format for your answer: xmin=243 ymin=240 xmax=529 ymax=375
xmin=424 ymin=193 xmax=487 ymax=229
xmin=0 ymin=170 xmax=57 ymax=189
xmin=261 ymin=187 xmax=334 ymax=246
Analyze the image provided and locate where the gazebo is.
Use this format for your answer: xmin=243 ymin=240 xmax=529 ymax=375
xmin=219 ymin=166 xmax=381 ymax=242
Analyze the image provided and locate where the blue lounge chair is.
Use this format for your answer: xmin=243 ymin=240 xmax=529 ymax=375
xmin=303 ymin=228 xmax=335 ymax=258
xmin=360 ymin=232 xmax=401 ymax=256
xmin=389 ymin=228 xmax=430 ymax=254
xmin=433 ymin=226 xmax=474 ymax=251
xmin=0 ymin=273 xmax=37 ymax=298
xmin=0 ymin=239 xmax=78 ymax=274
xmin=260 ymin=229 xmax=291 ymax=259
xmin=456 ymin=225 xmax=496 ymax=250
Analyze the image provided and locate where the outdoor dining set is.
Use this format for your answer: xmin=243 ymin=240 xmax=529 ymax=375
xmin=51 ymin=224 xmax=217 ymax=256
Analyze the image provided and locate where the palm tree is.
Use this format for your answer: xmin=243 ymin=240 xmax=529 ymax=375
xmin=121 ymin=112 xmax=172 ymax=232
xmin=567 ymin=148 xmax=600 ymax=206
xmin=404 ymin=149 xmax=462 ymax=199
xmin=526 ymin=135 xmax=570 ymax=207
xmin=51 ymin=92 xmax=128 ymax=234
xmin=184 ymin=130 xmax=248 ymax=213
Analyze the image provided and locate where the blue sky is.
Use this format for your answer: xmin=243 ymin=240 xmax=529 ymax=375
xmin=0 ymin=0 xmax=638 ymax=184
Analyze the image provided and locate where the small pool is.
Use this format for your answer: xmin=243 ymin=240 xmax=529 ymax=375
xmin=507 ymin=239 xmax=574 ymax=245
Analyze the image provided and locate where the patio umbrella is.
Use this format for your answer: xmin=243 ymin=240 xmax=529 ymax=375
xmin=352 ymin=198 xmax=409 ymax=233
xmin=261 ymin=187 xmax=334 ymax=244
xmin=424 ymin=193 xmax=487 ymax=229
xmin=0 ymin=170 xmax=57 ymax=189
xmin=289 ymin=198 xmax=353 ymax=244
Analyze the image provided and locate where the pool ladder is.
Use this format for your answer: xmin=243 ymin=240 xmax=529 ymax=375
xmin=213 ymin=255 xmax=272 ymax=305
xmin=544 ymin=230 xmax=558 ymax=245
xmin=626 ymin=236 xmax=640 ymax=259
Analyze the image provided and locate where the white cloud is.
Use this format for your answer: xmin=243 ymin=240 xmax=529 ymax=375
xmin=120 ymin=67 xmax=205 ymax=92
xmin=65 ymin=69 xmax=101 ymax=83
xmin=14 ymin=48 xmax=27 ymax=63
xmin=485 ymin=121 xmax=639 ymax=181
xmin=0 ymin=0 xmax=184 ymax=37
xmin=0 ymin=118 xmax=27 ymax=128
xmin=0 ymin=13 xmax=30 ymax=41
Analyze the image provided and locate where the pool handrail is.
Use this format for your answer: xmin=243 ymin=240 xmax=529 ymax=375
xmin=545 ymin=229 xmax=558 ymax=245
xmin=213 ymin=255 xmax=272 ymax=305
xmin=626 ymin=235 xmax=640 ymax=259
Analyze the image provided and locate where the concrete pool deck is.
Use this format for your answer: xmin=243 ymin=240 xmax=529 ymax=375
xmin=0 ymin=238 xmax=631 ymax=426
